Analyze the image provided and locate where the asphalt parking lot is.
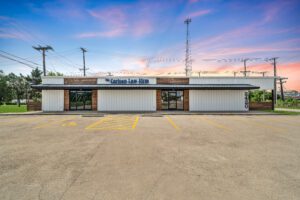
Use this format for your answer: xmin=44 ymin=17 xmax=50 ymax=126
xmin=0 ymin=114 xmax=299 ymax=200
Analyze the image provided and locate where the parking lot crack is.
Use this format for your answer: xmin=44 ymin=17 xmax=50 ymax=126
xmin=58 ymin=138 xmax=106 ymax=200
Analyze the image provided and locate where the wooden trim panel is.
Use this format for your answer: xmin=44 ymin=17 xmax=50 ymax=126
xmin=157 ymin=78 xmax=189 ymax=85
xmin=64 ymin=78 xmax=97 ymax=85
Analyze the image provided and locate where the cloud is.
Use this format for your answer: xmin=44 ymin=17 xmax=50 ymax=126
xmin=0 ymin=25 xmax=32 ymax=41
xmin=188 ymin=9 xmax=212 ymax=18
xmin=76 ymin=1 xmax=178 ymax=39
xmin=27 ymin=0 xmax=87 ymax=20
xmin=188 ymin=0 xmax=200 ymax=3
xmin=76 ymin=28 xmax=125 ymax=38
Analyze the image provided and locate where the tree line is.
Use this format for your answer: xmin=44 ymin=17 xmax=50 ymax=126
xmin=0 ymin=68 xmax=62 ymax=106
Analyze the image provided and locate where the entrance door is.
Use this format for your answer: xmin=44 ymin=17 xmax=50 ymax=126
xmin=69 ymin=90 xmax=92 ymax=110
xmin=161 ymin=90 xmax=184 ymax=110
xmin=168 ymin=92 xmax=177 ymax=110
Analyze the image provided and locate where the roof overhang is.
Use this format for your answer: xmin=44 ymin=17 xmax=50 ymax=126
xmin=32 ymin=84 xmax=260 ymax=90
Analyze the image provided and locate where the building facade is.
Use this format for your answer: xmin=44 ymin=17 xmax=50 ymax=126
xmin=32 ymin=76 xmax=276 ymax=112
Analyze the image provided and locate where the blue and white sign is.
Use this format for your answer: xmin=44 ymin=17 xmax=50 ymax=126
xmin=105 ymin=78 xmax=150 ymax=84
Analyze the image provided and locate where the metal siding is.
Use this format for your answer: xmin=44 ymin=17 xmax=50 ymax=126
xmin=189 ymin=90 xmax=248 ymax=111
xmin=42 ymin=77 xmax=64 ymax=84
xmin=42 ymin=90 xmax=64 ymax=111
xmin=98 ymin=90 xmax=156 ymax=111
xmin=189 ymin=77 xmax=274 ymax=90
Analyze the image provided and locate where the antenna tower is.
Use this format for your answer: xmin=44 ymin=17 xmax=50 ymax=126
xmin=184 ymin=18 xmax=192 ymax=76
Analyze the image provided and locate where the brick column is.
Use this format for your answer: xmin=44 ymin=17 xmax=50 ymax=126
xmin=92 ymin=90 xmax=97 ymax=111
xmin=156 ymin=90 xmax=162 ymax=111
xmin=64 ymin=90 xmax=69 ymax=111
xmin=183 ymin=90 xmax=189 ymax=111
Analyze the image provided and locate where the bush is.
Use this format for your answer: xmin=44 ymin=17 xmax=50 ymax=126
xmin=277 ymin=98 xmax=300 ymax=108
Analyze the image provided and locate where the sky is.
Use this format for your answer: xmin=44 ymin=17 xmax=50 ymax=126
xmin=0 ymin=0 xmax=299 ymax=91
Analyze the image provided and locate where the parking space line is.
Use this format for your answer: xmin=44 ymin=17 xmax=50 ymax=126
xmin=132 ymin=116 xmax=139 ymax=129
xmin=165 ymin=116 xmax=180 ymax=131
xmin=200 ymin=116 xmax=231 ymax=131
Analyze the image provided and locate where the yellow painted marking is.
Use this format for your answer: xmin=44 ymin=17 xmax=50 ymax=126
xmin=62 ymin=121 xmax=77 ymax=127
xmin=201 ymin=117 xmax=231 ymax=131
xmin=85 ymin=117 xmax=112 ymax=130
xmin=85 ymin=115 xmax=138 ymax=131
xmin=132 ymin=116 xmax=139 ymax=129
xmin=165 ymin=116 xmax=180 ymax=130
xmin=33 ymin=117 xmax=76 ymax=129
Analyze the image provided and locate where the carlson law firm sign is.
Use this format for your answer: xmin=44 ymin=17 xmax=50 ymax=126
xmin=105 ymin=78 xmax=150 ymax=84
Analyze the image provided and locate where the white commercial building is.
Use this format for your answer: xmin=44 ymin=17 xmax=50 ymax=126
xmin=32 ymin=76 xmax=276 ymax=112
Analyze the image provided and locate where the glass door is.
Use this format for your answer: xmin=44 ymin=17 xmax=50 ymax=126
xmin=161 ymin=90 xmax=184 ymax=110
xmin=168 ymin=92 xmax=177 ymax=110
xmin=69 ymin=90 xmax=92 ymax=110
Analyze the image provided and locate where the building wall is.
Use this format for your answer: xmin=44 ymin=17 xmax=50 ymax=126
xmin=189 ymin=90 xmax=248 ymax=111
xmin=42 ymin=77 xmax=64 ymax=84
xmin=42 ymin=90 xmax=64 ymax=111
xmin=98 ymin=90 xmax=156 ymax=111
xmin=189 ymin=77 xmax=274 ymax=90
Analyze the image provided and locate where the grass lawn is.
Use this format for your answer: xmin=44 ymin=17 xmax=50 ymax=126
xmin=276 ymin=106 xmax=300 ymax=109
xmin=0 ymin=105 xmax=27 ymax=113
xmin=264 ymin=110 xmax=300 ymax=115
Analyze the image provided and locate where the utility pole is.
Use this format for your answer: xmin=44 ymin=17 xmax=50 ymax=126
xmin=79 ymin=47 xmax=88 ymax=76
xmin=260 ymin=71 xmax=268 ymax=77
xmin=241 ymin=58 xmax=250 ymax=77
xmin=184 ymin=18 xmax=192 ymax=77
xmin=270 ymin=57 xmax=279 ymax=104
xmin=279 ymin=78 xmax=287 ymax=101
xmin=33 ymin=45 xmax=53 ymax=76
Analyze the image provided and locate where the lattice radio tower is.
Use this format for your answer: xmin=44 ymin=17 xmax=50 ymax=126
xmin=184 ymin=18 xmax=192 ymax=76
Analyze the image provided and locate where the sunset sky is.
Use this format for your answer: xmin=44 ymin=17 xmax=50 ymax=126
xmin=0 ymin=0 xmax=299 ymax=91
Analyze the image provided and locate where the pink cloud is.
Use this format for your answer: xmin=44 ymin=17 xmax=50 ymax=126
xmin=76 ymin=28 xmax=124 ymax=38
xmin=132 ymin=19 xmax=153 ymax=37
xmin=189 ymin=0 xmax=200 ymax=3
xmin=188 ymin=9 xmax=212 ymax=18
xmin=76 ymin=1 xmax=176 ymax=39
xmin=0 ymin=28 xmax=31 ymax=41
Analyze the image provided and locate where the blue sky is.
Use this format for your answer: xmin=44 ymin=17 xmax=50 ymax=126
xmin=0 ymin=0 xmax=299 ymax=89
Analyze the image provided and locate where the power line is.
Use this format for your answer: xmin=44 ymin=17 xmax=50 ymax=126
xmin=0 ymin=53 xmax=36 ymax=69
xmin=0 ymin=49 xmax=41 ymax=67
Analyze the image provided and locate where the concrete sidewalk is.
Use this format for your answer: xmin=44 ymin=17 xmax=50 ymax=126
xmin=0 ymin=110 xmax=279 ymax=116
xmin=276 ymin=108 xmax=300 ymax=112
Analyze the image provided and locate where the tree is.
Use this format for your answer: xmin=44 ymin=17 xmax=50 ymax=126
xmin=249 ymin=90 xmax=272 ymax=102
xmin=7 ymin=73 xmax=27 ymax=106
xmin=47 ymin=71 xmax=63 ymax=76
xmin=0 ymin=70 xmax=8 ymax=105
xmin=26 ymin=68 xmax=43 ymax=101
